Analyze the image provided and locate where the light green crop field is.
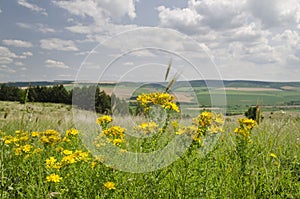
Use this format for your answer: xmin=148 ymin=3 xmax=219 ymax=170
xmin=99 ymin=82 xmax=300 ymax=116
xmin=0 ymin=101 xmax=299 ymax=198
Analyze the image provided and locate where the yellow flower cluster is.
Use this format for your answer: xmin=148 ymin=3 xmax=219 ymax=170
xmin=234 ymin=118 xmax=257 ymax=138
xmin=104 ymin=181 xmax=116 ymax=190
xmin=175 ymin=111 xmax=224 ymax=146
xmin=134 ymin=122 xmax=158 ymax=134
xmin=193 ymin=111 xmax=224 ymax=134
xmin=2 ymin=130 xmax=29 ymax=145
xmin=45 ymin=150 xmax=90 ymax=170
xmin=46 ymin=173 xmax=62 ymax=183
xmin=66 ymin=128 xmax=79 ymax=136
xmin=14 ymin=144 xmax=33 ymax=155
xmin=39 ymin=129 xmax=61 ymax=146
xmin=96 ymin=115 xmax=113 ymax=126
xmin=31 ymin=128 xmax=78 ymax=146
xmin=136 ymin=92 xmax=180 ymax=113
xmin=101 ymin=126 xmax=126 ymax=146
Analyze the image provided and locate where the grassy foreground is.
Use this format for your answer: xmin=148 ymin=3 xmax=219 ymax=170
xmin=0 ymin=101 xmax=299 ymax=198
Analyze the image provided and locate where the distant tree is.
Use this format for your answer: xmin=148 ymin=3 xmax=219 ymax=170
xmin=0 ymin=84 xmax=22 ymax=101
xmin=0 ymin=83 xmax=111 ymax=114
xmin=245 ymin=105 xmax=262 ymax=124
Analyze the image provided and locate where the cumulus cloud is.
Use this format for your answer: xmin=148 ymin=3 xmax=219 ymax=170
xmin=17 ymin=0 xmax=47 ymax=16
xmin=52 ymin=0 xmax=137 ymax=22
xmin=0 ymin=46 xmax=17 ymax=64
xmin=193 ymin=0 xmax=248 ymax=30
xmin=272 ymin=30 xmax=300 ymax=48
xmin=18 ymin=51 xmax=33 ymax=59
xmin=40 ymin=38 xmax=78 ymax=51
xmin=157 ymin=0 xmax=300 ymax=33
xmin=16 ymin=23 xmax=56 ymax=34
xmin=45 ymin=59 xmax=70 ymax=69
xmin=157 ymin=6 xmax=204 ymax=34
xmin=66 ymin=24 xmax=92 ymax=34
xmin=157 ymin=0 xmax=249 ymax=33
xmin=247 ymin=0 xmax=300 ymax=28
xmin=2 ymin=39 xmax=33 ymax=48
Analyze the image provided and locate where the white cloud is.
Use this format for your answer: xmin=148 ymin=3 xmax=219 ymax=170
xmin=287 ymin=54 xmax=300 ymax=66
xmin=66 ymin=24 xmax=92 ymax=34
xmin=15 ymin=62 xmax=24 ymax=66
xmin=22 ymin=51 xmax=33 ymax=57
xmin=2 ymin=39 xmax=33 ymax=48
xmin=36 ymin=24 xmax=56 ymax=34
xmin=192 ymin=0 xmax=247 ymax=30
xmin=157 ymin=6 xmax=204 ymax=34
xmin=272 ymin=30 xmax=300 ymax=48
xmin=40 ymin=38 xmax=79 ymax=51
xmin=0 ymin=46 xmax=17 ymax=64
xmin=17 ymin=0 xmax=47 ymax=16
xmin=16 ymin=23 xmax=56 ymax=34
xmin=247 ymin=0 xmax=300 ymax=27
xmin=0 ymin=65 xmax=16 ymax=73
xmin=18 ymin=51 xmax=33 ymax=59
xmin=156 ymin=0 xmax=250 ymax=34
xmin=45 ymin=59 xmax=70 ymax=69
xmin=52 ymin=0 xmax=137 ymax=22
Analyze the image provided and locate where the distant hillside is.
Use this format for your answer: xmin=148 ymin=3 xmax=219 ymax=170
xmin=184 ymin=80 xmax=300 ymax=89
xmin=3 ymin=80 xmax=300 ymax=90
xmin=5 ymin=80 xmax=74 ymax=87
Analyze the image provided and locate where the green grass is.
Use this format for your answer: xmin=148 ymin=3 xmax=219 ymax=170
xmin=0 ymin=101 xmax=300 ymax=198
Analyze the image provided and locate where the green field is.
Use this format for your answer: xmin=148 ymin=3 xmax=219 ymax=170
xmin=97 ymin=81 xmax=300 ymax=115
xmin=0 ymin=100 xmax=299 ymax=198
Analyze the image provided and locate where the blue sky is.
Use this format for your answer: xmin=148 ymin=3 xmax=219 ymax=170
xmin=0 ymin=0 xmax=300 ymax=82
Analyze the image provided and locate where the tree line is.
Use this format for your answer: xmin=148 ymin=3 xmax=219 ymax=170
xmin=0 ymin=84 xmax=112 ymax=114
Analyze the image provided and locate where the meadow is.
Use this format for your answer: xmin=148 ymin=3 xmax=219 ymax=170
xmin=0 ymin=97 xmax=299 ymax=198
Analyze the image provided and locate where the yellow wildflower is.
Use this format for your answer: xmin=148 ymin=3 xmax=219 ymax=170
xmin=91 ymin=161 xmax=98 ymax=169
xmin=269 ymin=153 xmax=277 ymax=159
xmin=66 ymin=128 xmax=78 ymax=136
xmin=19 ymin=135 xmax=29 ymax=142
xmin=136 ymin=92 xmax=180 ymax=113
xmin=40 ymin=136 xmax=50 ymax=144
xmin=63 ymin=150 xmax=73 ymax=155
xmin=135 ymin=122 xmax=158 ymax=134
xmin=104 ymin=181 xmax=116 ymax=190
xmin=14 ymin=147 xmax=22 ymax=156
xmin=61 ymin=155 xmax=76 ymax=165
xmin=96 ymin=115 xmax=113 ymax=125
xmin=22 ymin=144 xmax=32 ymax=153
xmin=62 ymin=137 xmax=71 ymax=142
xmin=234 ymin=118 xmax=257 ymax=138
xmin=31 ymin=132 xmax=40 ymax=137
xmin=46 ymin=174 xmax=62 ymax=183
xmin=102 ymin=126 xmax=126 ymax=137
xmin=112 ymin=138 xmax=125 ymax=146
xmin=46 ymin=157 xmax=57 ymax=169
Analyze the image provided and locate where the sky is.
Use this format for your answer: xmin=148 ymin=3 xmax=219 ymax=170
xmin=0 ymin=0 xmax=300 ymax=82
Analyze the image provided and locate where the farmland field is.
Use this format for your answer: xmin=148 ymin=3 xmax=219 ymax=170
xmin=0 ymin=100 xmax=299 ymax=198
xmin=98 ymin=81 xmax=300 ymax=115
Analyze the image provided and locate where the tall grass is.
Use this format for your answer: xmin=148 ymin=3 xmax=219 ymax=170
xmin=0 ymin=101 xmax=299 ymax=198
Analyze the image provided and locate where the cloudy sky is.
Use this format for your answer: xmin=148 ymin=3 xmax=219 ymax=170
xmin=0 ymin=0 xmax=300 ymax=82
